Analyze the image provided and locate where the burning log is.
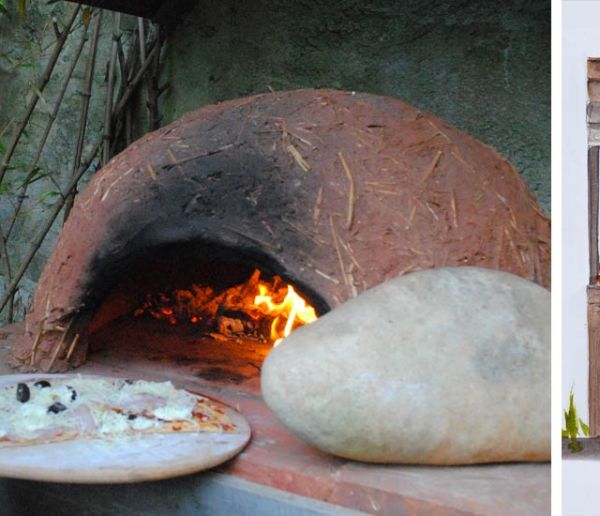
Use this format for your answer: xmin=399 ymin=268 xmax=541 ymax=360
xmin=132 ymin=269 xmax=317 ymax=345
xmin=216 ymin=316 xmax=245 ymax=337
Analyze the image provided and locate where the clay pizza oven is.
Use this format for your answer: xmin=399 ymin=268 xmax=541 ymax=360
xmin=9 ymin=89 xmax=550 ymax=373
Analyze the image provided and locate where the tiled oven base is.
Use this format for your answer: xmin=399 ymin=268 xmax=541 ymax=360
xmin=0 ymin=323 xmax=549 ymax=515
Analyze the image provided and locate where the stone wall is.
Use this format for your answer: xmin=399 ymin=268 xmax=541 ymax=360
xmin=0 ymin=0 xmax=550 ymax=324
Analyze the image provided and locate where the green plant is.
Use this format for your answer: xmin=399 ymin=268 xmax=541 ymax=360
xmin=563 ymin=387 xmax=590 ymax=453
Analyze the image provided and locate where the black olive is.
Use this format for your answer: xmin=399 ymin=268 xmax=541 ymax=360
xmin=66 ymin=385 xmax=77 ymax=401
xmin=127 ymin=414 xmax=137 ymax=420
xmin=34 ymin=380 xmax=51 ymax=389
xmin=16 ymin=383 xmax=30 ymax=403
xmin=47 ymin=402 xmax=67 ymax=414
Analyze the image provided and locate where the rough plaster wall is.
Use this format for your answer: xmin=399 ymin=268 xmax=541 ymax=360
xmin=161 ymin=0 xmax=550 ymax=212
xmin=0 ymin=4 xmax=115 ymax=322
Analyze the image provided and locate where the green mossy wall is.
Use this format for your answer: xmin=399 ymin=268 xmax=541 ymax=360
xmin=159 ymin=0 xmax=549 ymax=211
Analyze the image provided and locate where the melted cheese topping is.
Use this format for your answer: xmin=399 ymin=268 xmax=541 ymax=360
xmin=0 ymin=377 xmax=207 ymax=442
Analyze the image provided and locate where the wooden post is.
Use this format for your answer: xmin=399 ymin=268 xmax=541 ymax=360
xmin=590 ymin=147 xmax=600 ymax=433
xmin=589 ymin=146 xmax=599 ymax=285
xmin=589 ymin=286 xmax=600 ymax=435
xmin=588 ymin=60 xmax=600 ymax=434
xmin=589 ymin=144 xmax=600 ymax=433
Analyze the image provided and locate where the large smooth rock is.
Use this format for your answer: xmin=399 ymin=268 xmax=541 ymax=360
xmin=261 ymin=267 xmax=550 ymax=464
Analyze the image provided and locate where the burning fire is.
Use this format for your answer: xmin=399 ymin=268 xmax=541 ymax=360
xmin=134 ymin=269 xmax=317 ymax=346
xmin=254 ymin=283 xmax=317 ymax=346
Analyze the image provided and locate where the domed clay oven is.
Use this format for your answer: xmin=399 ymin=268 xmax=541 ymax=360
xmin=9 ymin=89 xmax=550 ymax=373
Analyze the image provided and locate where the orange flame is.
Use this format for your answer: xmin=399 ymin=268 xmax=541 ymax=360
xmin=134 ymin=269 xmax=317 ymax=346
xmin=254 ymin=284 xmax=317 ymax=346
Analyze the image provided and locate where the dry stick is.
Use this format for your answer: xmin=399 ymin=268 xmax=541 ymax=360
xmin=125 ymin=30 xmax=142 ymax=92
xmin=329 ymin=215 xmax=350 ymax=292
xmin=30 ymin=328 xmax=44 ymax=367
xmin=0 ymin=225 xmax=13 ymax=322
xmin=111 ymin=42 xmax=159 ymax=129
xmin=102 ymin=12 xmax=121 ymax=166
xmin=420 ymin=150 xmax=442 ymax=184
xmin=146 ymin=163 xmax=157 ymax=180
xmin=6 ymin=21 xmax=90 ymax=241
xmin=123 ymin=30 xmax=140 ymax=148
xmin=138 ymin=18 xmax=147 ymax=64
xmin=107 ymin=37 xmax=156 ymax=157
xmin=114 ymin=32 xmax=130 ymax=147
xmin=63 ymin=9 xmax=103 ymax=223
xmin=115 ymin=32 xmax=128 ymax=90
xmin=0 ymin=118 xmax=14 ymax=141
xmin=137 ymin=17 xmax=149 ymax=124
xmin=313 ymin=186 xmax=323 ymax=226
xmin=450 ymin=189 xmax=458 ymax=228
xmin=46 ymin=318 xmax=74 ymax=372
xmin=0 ymin=5 xmax=81 ymax=187
xmin=124 ymin=106 xmax=133 ymax=145
xmin=147 ymin=23 xmax=162 ymax=130
xmin=65 ymin=333 xmax=81 ymax=362
xmin=120 ymin=30 xmax=142 ymax=104
xmin=338 ymin=151 xmax=355 ymax=230
xmin=0 ymin=140 xmax=101 ymax=315
xmin=111 ymin=29 xmax=140 ymax=155
xmin=161 ymin=143 xmax=233 ymax=170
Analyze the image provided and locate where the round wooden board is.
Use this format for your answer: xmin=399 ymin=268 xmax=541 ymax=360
xmin=0 ymin=374 xmax=251 ymax=483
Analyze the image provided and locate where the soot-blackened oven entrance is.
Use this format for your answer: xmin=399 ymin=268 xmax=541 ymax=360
xmin=86 ymin=241 xmax=329 ymax=384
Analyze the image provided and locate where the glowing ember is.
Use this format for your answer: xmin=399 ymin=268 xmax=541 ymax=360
xmin=134 ymin=269 xmax=317 ymax=345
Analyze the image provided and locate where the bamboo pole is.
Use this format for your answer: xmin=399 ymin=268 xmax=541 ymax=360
xmin=137 ymin=17 xmax=152 ymax=130
xmin=0 ymin=36 xmax=162 ymax=315
xmin=104 ymin=38 xmax=159 ymax=156
xmin=0 ymin=6 xmax=84 ymax=321
xmin=110 ymin=28 xmax=140 ymax=155
xmin=0 ymin=5 xmax=81 ymax=187
xmin=147 ymin=23 xmax=162 ymax=130
xmin=111 ymin=42 xmax=159 ymax=124
xmin=6 ymin=17 xmax=90 ymax=241
xmin=101 ymin=12 xmax=121 ymax=166
xmin=63 ymin=9 xmax=103 ymax=223
xmin=0 ymin=225 xmax=14 ymax=322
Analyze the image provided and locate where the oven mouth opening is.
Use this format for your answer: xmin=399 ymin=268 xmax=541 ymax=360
xmin=85 ymin=240 xmax=329 ymax=384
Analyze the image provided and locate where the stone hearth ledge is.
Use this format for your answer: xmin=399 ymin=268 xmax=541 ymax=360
xmin=0 ymin=323 xmax=549 ymax=515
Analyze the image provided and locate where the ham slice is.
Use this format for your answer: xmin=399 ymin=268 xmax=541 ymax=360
xmin=115 ymin=393 xmax=167 ymax=414
xmin=68 ymin=404 xmax=98 ymax=434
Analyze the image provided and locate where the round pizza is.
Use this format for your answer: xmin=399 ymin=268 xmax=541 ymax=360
xmin=0 ymin=377 xmax=236 ymax=447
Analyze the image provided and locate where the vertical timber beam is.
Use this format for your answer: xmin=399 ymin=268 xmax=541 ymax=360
xmin=588 ymin=284 xmax=600 ymax=435
xmin=589 ymin=58 xmax=600 ymax=434
xmin=589 ymin=146 xmax=599 ymax=285
xmin=588 ymin=146 xmax=600 ymax=432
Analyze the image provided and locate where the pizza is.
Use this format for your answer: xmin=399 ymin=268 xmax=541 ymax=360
xmin=0 ymin=376 xmax=236 ymax=447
